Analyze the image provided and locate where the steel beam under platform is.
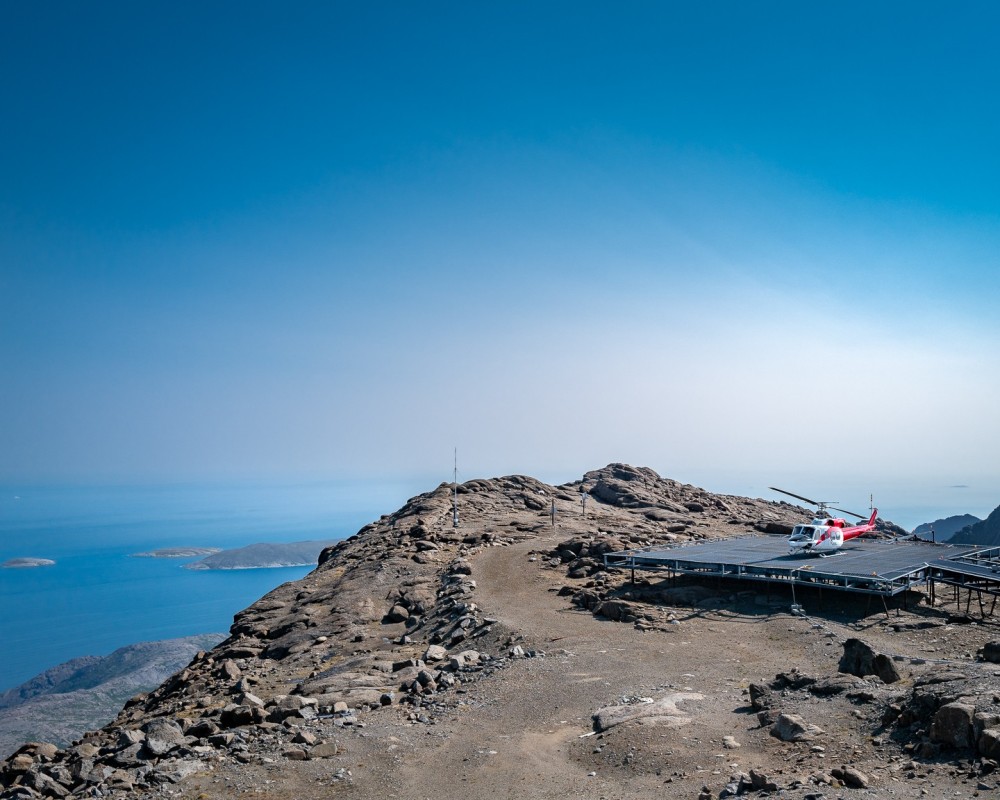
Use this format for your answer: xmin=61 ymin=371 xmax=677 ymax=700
xmin=604 ymin=535 xmax=980 ymax=597
xmin=927 ymin=546 xmax=1000 ymax=598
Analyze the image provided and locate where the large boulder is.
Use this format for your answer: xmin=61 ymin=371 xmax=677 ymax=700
xmin=930 ymin=702 xmax=975 ymax=749
xmin=980 ymin=729 xmax=1000 ymax=759
xmin=382 ymin=605 xmax=409 ymax=624
xmin=219 ymin=704 xmax=259 ymax=728
xmin=748 ymin=683 xmax=775 ymax=712
xmin=770 ymin=713 xmax=824 ymax=742
xmin=982 ymin=641 xmax=1000 ymax=663
xmin=838 ymin=638 xmax=900 ymax=683
xmin=593 ymin=692 xmax=702 ymax=732
xmin=832 ymin=766 xmax=869 ymax=789
xmin=423 ymin=645 xmax=448 ymax=662
xmin=141 ymin=718 xmax=185 ymax=757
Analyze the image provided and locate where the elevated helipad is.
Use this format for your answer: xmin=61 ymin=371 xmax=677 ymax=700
xmin=604 ymin=535 xmax=980 ymax=596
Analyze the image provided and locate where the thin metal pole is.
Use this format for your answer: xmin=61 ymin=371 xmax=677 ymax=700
xmin=452 ymin=448 xmax=459 ymax=528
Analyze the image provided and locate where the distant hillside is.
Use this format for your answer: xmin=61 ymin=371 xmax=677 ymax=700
xmin=183 ymin=539 xmax=337 ymax=570
xmin=0 ymin=633 xmax=224 ymax=757
xmin=913 ymin=514 xmax=981 ymax=541
xmin=949 ymin=505 xmax=1000 ymax=546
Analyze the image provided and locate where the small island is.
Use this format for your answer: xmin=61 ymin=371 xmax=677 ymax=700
xmin=130 ymin=547 xmax=222 ymax=559
xmin=2 ymin=558 xmax=55 ymax=569
xmin=183 ymin=540 xmax=337 ymax=570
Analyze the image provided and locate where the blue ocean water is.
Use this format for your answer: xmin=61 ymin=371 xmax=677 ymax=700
xmin=0 ymin=480 xmax=420 ymax=692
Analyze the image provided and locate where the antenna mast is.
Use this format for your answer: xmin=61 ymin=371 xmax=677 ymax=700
xmin=452 ymin=448 xmax=459 ymax=528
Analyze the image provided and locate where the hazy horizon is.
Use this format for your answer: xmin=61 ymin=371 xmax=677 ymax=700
xmin=0 ymin=467 xmax=992 ymax=534
xmin=3 ymin=3 xmax=998 ymax=529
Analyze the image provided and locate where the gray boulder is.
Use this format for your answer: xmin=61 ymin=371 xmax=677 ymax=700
xmin=423 ymin=645 xmax=448 ymax=662
xmin=109 ymin=742 xmax=143 ymax=767
xmin=382 ymin=605 xmax=409 ymax=624
xmin=832 ymin=765 xmax=869 ymax=788
xmin=930 ymin=701 xmax=975 ymax=748
xmin=238 ymin=691 xmax=265 ymax=709
xmin=116 ymin=729 xmax=143 ymax=749
xmin=980 ymin=729 xmax=1000 ymax=759
xmin=151 ymin=758 xmax=202 ymax=783
xmin=23 ymin=766 xmax=70 ymax=798
xmin=219 ymin=704 xmax=257 ymax=728
xmin=141 ymin=717 xmax=184 ymax=756
xmin=310 ymin=741 xmax=340 ymax=758
xmin=770 ymin=713 xmax=823 ymax=742
xmin=838 ymin=638 xmax=900 ymax=683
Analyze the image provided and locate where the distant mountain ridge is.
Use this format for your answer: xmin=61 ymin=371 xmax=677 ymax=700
xmin=0 ymin=634 xmax=224 ymax=758
xmin=948 ymin=505 xmax=1000 ymax=546
xmin=913 ymin=514 xmax=982 ymax=541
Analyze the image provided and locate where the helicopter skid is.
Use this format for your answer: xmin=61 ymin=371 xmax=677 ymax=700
xmin=788 ymin=545 xmax=841 ymax=557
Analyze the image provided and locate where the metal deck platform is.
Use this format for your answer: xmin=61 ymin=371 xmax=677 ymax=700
xmin=604 ymin=535 xmax=981 ymax=596
xmin=927 ymin=546 xmax=1000 ymax=598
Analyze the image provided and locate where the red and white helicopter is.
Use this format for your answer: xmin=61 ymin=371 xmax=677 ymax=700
xmin=770 ymin=487 xmax=878 ymax=556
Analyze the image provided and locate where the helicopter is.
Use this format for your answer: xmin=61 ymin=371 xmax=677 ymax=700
xmin=770 ymin=487 xmax=878 ymax=556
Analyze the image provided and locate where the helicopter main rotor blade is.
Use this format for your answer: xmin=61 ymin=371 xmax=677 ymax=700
xmin=769 ymin=487 xmax=822 ymax=507
xmin=830 ymin=506 xmax=866 ymax=520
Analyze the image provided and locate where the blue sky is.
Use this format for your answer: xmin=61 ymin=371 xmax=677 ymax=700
xmin=2 ymin=2 xmax=999 ymax=526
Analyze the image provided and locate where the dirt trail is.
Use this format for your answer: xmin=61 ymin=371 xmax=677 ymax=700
xmin=392 ymin=533 xmax=817 ymax=799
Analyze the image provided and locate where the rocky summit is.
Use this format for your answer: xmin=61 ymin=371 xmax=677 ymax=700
xmin=5 ymin=463 xmax=1000 ymax=800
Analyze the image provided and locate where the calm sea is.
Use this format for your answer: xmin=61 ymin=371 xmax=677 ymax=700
xmin=0 ymin=480 xmax=421 ymax=692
